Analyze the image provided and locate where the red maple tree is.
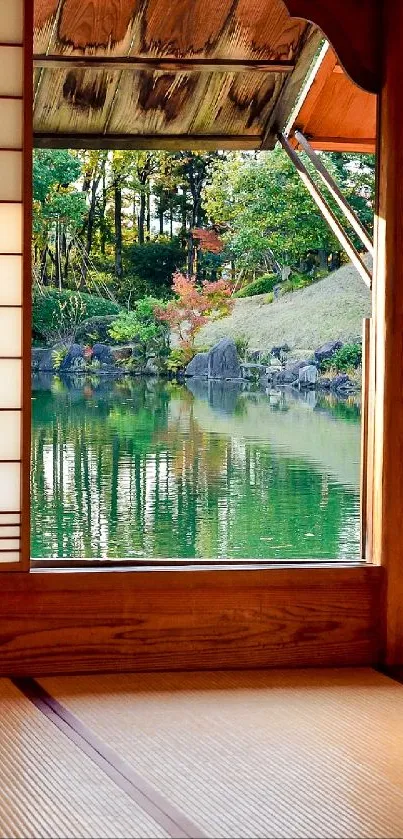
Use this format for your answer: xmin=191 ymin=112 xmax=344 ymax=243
xmin=154 ymin=272 xmax=234 ymax=350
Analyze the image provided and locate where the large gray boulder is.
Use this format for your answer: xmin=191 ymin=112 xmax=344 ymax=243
xmin=60 ymin=343 xmax=86 ymax=372
xmin=208 ymin=338 xmax=241 ymax=380
xmin=32 ymin=344 xmax=67 ymax=372
xmin=314 ymin=340 xmax=342 ymax=363
xmin=92 ymin=343 xmax=113 ymax=365
xmin=299 ymin=365 xmax=318 ymax=387
xmin=185 ymin=351 xmax=209 ymax=377
xmin=32 ymin=347 xmax=54 ymax=372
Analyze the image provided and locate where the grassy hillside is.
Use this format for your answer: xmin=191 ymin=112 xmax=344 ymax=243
xmin=198 ymin=260 xmax=372 ymax=357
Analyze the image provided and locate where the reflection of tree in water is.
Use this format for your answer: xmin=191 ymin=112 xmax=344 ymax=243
xmin=31 ymin=376 xmax=360 ymax=560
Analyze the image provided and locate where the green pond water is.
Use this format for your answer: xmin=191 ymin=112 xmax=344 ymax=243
xmin=31 ymin=374 xmax=361 ymax=561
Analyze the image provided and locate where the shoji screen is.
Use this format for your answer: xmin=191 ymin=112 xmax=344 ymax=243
xmin=0 ymin=0 xmax=31 ymax=569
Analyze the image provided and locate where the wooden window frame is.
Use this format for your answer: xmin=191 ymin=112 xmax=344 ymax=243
xmin=0 ymin=0 xmax=394 ymax=677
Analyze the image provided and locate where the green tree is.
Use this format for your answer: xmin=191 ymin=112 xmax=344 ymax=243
xmin=33 ymin=149 xmax=87 ymax=288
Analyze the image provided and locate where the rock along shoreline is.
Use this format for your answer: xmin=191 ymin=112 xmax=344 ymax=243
xmin=32 ymin=336 xmax=360 ymax=396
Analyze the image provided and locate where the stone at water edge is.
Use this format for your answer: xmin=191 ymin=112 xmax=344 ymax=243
xmin=246 ymin=349 xmax=261 ymax=363
xmin=92 ymin=343 xmax=113 ymax=365
xmin=241 ymin=362 xmax=267 ymax=380
xmin=110 ymin=345 xmax=132 ymax=363
xmin=330 ymin=373 xmax=356 ymax=392
xmin=207 ymin=338 xmax=241 ymax=380
xmin=32 ymin=347 xmax=55 ymax=373
xmin=144 ymin=358 xmax=159 ymax=375
xmin=298 ymin=365 xmax=318 ymax=387
xmin=277 ymin=359 xmax=312 ymax=385
xmin=271 ymin=343 xmax=290 ymax=360
xmin=185 ymin=352 xmax=209 ymax=377
xmin=314 ymin=340 xmax=343 ymax=363
xmin=60 ymin=343 xmax=85 ymax=371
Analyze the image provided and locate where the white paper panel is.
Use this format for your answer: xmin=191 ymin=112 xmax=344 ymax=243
xmin=0 ymin=47 xmax=23 ymax=96
xmin=0 ymin=204 xmax=22 ymax=253
xmin=0 ymin=152 xmax=22 ymax=202
xmin=0 ymin=525 xmax=19 ymax=537
xmin=0 ymin=308 xmax=21 ymax=356
xmin=0 ymin=538 xmax=19 ymax=550
xmin=0 ymin=512 xmax=19 ymax=524
xmin=0 ymin=0 xmax=23 ymax=44
xmin=0 ymin=359 xmax=21 ymax=407
xmin=0 ymin=551 xmax=20 ymax=563
xmin=0 ymin=99 xmax=22 ymax=150
xmin=0 ymin=461 xmax=20 ymax=510
xmin=0 ymin=255 xmax=22 ymax=304
xmin=0 ymin=412 xmax=20 ymax=459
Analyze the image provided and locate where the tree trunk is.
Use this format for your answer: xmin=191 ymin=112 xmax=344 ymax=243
xmin=138 ymin=190 xmax=146 ymax=245
xmin=55 ymin=219 xmax=62 ymax=290
xmin=146 ymin=186 xmax=151 ymax=241
xmin=187 ymin=231 xmax=194 ymax=276
xmin=181 ymin=188 xmax=187 ymax=232
xmin=40 ymin=246 xmax=49 ymax=285
xmin=114 ymin=181 xmax=123 ymax=281
xmin=169 ymin=196 xmax=173 ymax=239
xmin=100 ymin=168 xmax=107 ymax=256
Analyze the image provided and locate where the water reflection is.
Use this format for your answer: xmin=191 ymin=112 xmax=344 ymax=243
xmin=31 ymin=374 xmax=361 ymax=561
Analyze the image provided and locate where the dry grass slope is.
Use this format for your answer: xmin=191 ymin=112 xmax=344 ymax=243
xmin=198 ymin=260 xmax=372 ymax=356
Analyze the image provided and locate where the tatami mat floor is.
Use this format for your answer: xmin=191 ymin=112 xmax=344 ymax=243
xmin=1 ymin=669 xmax=403 ymax=838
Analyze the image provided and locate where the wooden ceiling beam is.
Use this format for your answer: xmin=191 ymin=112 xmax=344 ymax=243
xmin=33 ymin=55 xmax=296 ymax=74
xmin=261 ymin=25 xmax=323 ymax=149
xmin=297 ymin=137 xmax=376 ymax=153
xmin=33 ymin=133 xmax=261 ymax=151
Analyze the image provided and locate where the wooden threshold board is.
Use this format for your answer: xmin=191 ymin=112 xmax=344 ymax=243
xmin=0 ymin=565 xmax=381 ymax=675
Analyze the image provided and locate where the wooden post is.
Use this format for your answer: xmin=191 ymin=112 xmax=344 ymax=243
xmin=372 ymin=0 xmax=403 ymax=669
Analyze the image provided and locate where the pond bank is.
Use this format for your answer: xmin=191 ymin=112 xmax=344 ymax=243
xmin=32 ymin=334 xmax=360 ymax=396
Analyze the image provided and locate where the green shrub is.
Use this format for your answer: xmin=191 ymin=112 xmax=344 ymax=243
xmin=234 ymin=335 xmax=249 ymax=359
xmin=51 ymin=347 xmax=67 ymax=370
xmin=74 ymin=315 xmax=118 ymax=345
xmin=234 ymin=273 xmax=278 ymax=298
xmin=321 ymin=342 xmax=362 ymax=373
xmin=33 ymin=288 xmax=121 ymax=344
xmin=265 ymin=292 xmax=274 ymax=304
xmin=166 ymin=345 xmax=196 ymax=373
xmin=108 ymin=297 xmax=169 ymax=365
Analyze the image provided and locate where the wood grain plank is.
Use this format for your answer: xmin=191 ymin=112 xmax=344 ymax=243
xmin=34 ymin=133 xmax=261 ymax=150
xmin=372 ymin=0 xmax=403 ymax=669
xmin=33 ymin=55 xmax=296 ymax=73
xmin=262 ymin=25 xmax=322 ymax=148
xmin=0 ymin=566 xmax=382 ymax=675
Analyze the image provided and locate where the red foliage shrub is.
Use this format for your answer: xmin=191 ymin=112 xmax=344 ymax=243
xmin=154 ymin=272 xmax=234 ymax=349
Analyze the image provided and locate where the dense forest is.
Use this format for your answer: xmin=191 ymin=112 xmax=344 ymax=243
xmin=33 ymin=148 xmax=375 ymax=296
xmin=32 ymin=147 xmax=375 ymax=364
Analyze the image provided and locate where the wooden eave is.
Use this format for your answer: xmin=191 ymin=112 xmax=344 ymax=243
xmin=32 ymin=0 xmax=324 ymax=150
xmin=286 ymin=43 xmax=376 ymax=154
